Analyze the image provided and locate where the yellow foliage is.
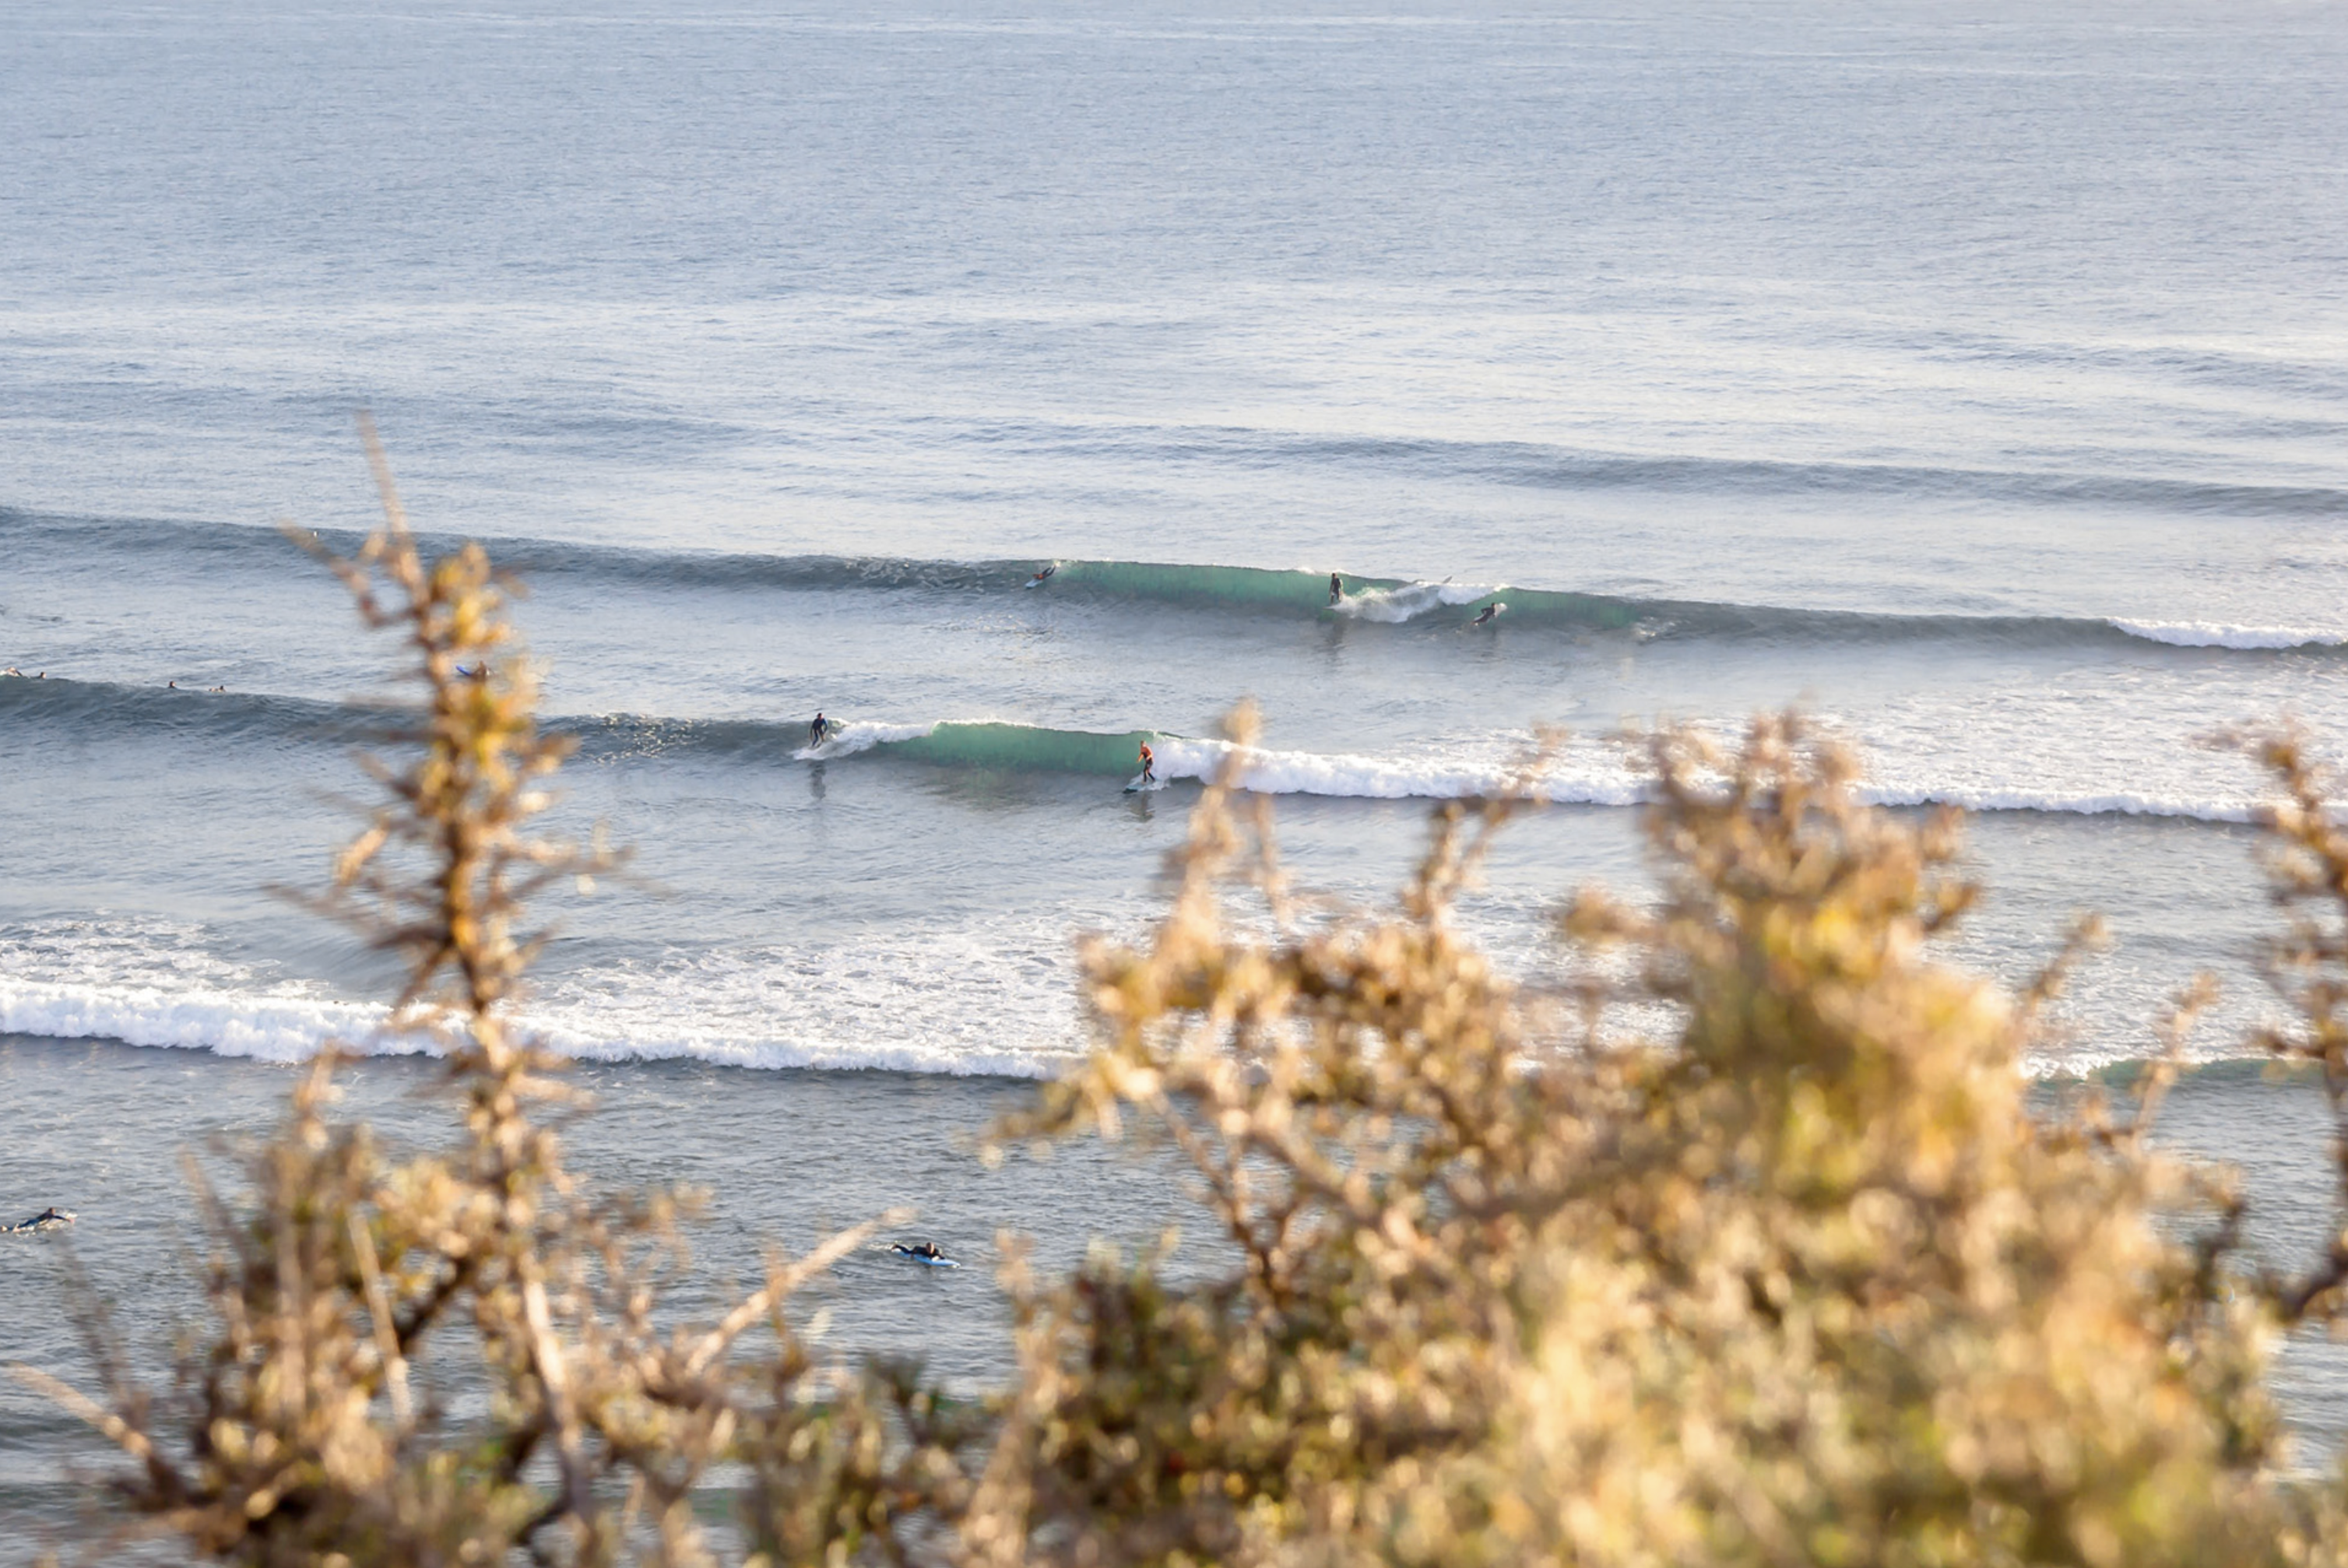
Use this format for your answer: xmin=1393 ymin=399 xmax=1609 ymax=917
xmin=975 ymin=712 xmax=2336 ymax=1568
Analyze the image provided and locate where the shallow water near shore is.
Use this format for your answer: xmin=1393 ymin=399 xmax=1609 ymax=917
xmin=6 ymin=1037 xmax=2348 ymax=1560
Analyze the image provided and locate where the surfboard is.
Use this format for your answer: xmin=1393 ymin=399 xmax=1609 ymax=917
xmin=892 ymin=1245 xmax=959 ymax=1267
xmin=1123 ymin=773 xmax=1163 ymax=794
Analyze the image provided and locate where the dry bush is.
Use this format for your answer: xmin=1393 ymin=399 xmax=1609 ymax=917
xmin=10 ymin=420 xmax=968 ymax=1568
xmin=974 ymin=712 xmax=2348 ymax=1568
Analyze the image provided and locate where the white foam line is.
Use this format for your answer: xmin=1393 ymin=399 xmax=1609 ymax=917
xmin=0 ymin=976 xmax=1074 ymax=1078
xmin=1334 ymin=580 xmax=1498 ymax=624
xmin=0 ymin=979 xmax=409 ymax=1063
xmin=782 ymin=719 xmax=2254 ymax=821
xmin=2017 ymin=1045 xmax=2248 ymax=1081
xmin=2108 ymin=618 xmax=2348 ymax=651
xmin=1148 ymin=740 xmax=2251 ymax=821
xmin=0 ymin=914 xmax=2259 ymax=1084
xmin=521 ymin=1017 xmax=1070 ymax=1078
xmin=2 ymin=972 xmax=2189 ymax=1082
xmin=1151 ymin=738 xmax=1563 ymax=800
xmin=1857 ymin=784 xmax=2255 ymax=822
xmin=793 ymin=719 xmax=936 ymax=761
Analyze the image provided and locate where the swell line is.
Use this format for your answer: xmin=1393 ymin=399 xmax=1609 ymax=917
xmin=6 ymin=508 xmax=2343 ymax=653
xmin=2 ymin=676 xmax=2260 ymax=822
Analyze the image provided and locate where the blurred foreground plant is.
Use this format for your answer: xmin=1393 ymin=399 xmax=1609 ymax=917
xmin=973 ymin=712 xmax=2348 ymax=1568
xmin=11 ymin=419 xmax=971 ymax=1567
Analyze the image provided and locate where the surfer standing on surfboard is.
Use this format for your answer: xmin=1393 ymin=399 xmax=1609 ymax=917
xmin=1328 ymin=571 xmax=1343 ymax=605
xmin=1138 ymin=740 xmax=1156 ymax=786
xmin=810 ymin=712 xmax=831 ymax=747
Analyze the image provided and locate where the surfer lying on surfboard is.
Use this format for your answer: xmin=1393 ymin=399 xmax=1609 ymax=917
xmin=892 ymin=1242 xmax=955 ymax=1264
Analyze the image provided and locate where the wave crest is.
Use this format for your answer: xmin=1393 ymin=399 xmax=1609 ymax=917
xmin=10 ymin=510 xmax=2344 ymax=651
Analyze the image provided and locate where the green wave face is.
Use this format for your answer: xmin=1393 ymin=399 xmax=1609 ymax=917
xmin=1050 ymin=560 xmax=1402 ymax=609
xmin=882 ymin=722 xmax=1161 ymax=775
xmin=1043 ymin=561 xmax=1641 ymax=630
xmin=1491 ymin=588 xmax=1644 ymax=630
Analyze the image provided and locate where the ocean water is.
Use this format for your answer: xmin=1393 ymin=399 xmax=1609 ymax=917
xmin=5 ymin=0 xmax=2348 ymax=1550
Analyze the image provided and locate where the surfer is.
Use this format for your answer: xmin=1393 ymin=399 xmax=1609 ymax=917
xmin=810 ymin=712 xmax=831 ymax=747
xmin=1138 ymin=740 xmax=1156 ymax=786
xmin=892 ymin=1241 xmax=946 ymax=1260
xmin=1328 ymin=571 xmax=1343 ymax=606
xmin=2 ymin=1208 xmax=74 ymax=1234
xmin=1025 ymin=564 xmax=1056 ymax=589
xmin=1469 ymin=603 xmax=1505 ymax=628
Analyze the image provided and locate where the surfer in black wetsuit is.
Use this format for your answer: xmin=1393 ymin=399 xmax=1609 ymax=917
xmin=810 ymin=712 xmax=830 ymax=747
xmin=1138 ymin=740 xmax=1156 ymax=786
xmin=1469 ymin=603 xmax=1504 ymax=628
xmin=892 ymin=1241 xmax=945 ymax=1260
xmin=1329 ymin=571 xmax=1343 ymax=606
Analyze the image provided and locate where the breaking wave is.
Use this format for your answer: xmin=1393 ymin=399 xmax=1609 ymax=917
xmin=0 ymin=678 xmax=2265 ymax=821
xmin=2104 ymin=619 xmax=2348 ymax=651
xmin=0 ymin=912 xmax=2265 ymax=1082
xmin=0 ymin=916 xmax=1088 ymax=1078
xmin=9 ymin=510 xmax=2345 ymax=652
